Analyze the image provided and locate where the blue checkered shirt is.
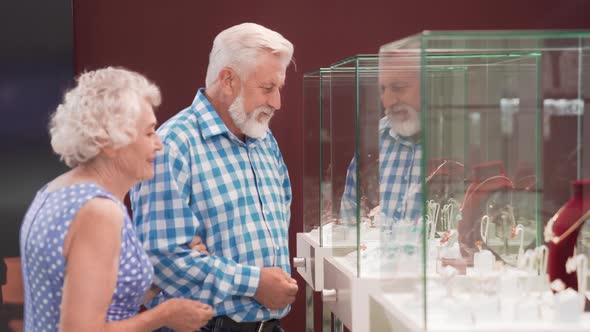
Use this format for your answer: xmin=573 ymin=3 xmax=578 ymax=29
xmin=130 ymin=89 xmax=292 ymax=323
xmin=340 ymin=117 xmax=422 ymax=225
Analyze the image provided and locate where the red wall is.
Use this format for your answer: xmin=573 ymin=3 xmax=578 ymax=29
xmin=73 ymin=1 xmax=590 ymax=330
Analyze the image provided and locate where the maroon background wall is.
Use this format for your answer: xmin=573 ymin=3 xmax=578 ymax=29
xmin=73 ymin=1 xmax=590 ymax=331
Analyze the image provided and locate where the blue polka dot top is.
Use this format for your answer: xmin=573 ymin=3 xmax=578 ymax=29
xmin=19 ymin=183 xmax=154 ymax=331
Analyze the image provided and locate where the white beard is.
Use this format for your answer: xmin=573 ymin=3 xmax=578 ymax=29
xmin=228 ymin=93 xmax=274 ymax=138
xmin=385 ymin=103 xmax=420 ymax=137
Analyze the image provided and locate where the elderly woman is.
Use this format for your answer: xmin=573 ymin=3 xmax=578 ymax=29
xmin=19 ymin=67 xmax=213 ymax=332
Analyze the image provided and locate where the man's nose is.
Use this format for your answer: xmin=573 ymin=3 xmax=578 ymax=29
xmin=268 ymin=89 xmax=281 ymax=110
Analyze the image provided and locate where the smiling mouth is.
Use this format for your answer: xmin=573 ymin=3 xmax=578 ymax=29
xmin=259 ymin=112 xmax=274 ymax=120
xmin=389 ymin=110 xmax=409 ymax=121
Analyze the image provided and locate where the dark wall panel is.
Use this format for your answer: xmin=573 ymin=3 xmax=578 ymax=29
xmin=0 ymin=0 xmax=72 ymax=258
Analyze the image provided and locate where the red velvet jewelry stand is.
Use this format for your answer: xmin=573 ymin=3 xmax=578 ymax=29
xmin=548 ymin=179 xmax=590 ymax=290
xmin=458 ymin=161 xmax=514 ymax=263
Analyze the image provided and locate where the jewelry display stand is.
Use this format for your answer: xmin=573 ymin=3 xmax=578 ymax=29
xmin=459 ymin=161 xmax=515 ymax=264
xmin=548 ymin=179 xmax=590 ymax=291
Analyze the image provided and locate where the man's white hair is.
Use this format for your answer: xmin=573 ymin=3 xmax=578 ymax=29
xmin=49 ymin=67 xmax=161 ymax=168
xmin=205 ymin=22 xmax=294 ymax=87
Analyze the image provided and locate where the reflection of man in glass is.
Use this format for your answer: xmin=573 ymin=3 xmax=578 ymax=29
xmin=340 ymin=53 xmax=422 ymax=226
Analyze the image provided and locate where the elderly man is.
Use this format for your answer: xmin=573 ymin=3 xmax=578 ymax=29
xmin=340 ymin=52 xmax=423 ymax=226
xmin=131 ymin=23 xmax=297 ymax=332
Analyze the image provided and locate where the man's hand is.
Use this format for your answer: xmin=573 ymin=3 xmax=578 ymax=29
xmin=254 ymin=267 xmax=298 ymax=310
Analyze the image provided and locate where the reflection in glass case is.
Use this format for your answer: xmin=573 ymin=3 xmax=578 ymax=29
xmin=367 ymin=30 xmax=590 ymax=331
xmin=304 ymin=55 xmax=426 ymax=278
xmin=299 ymin=30 xmax=590 ymax=331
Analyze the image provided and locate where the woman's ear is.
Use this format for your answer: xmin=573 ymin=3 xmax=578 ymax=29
xmin=101 ymin=145 xmax=117 ymax=159
xmin=97 ymin=136 xmax=117 ymax=159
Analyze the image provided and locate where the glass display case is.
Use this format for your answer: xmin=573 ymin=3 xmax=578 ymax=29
xmin=367 ymin=30 xmax=590 ymax=331
xmin=301 ymin=55 xmax=424 ymax=275
xmin=298 ymin=68 xmax=360 ymax=291
xmin=298 ymin=30 xmax=590 ymax=331
xmin=299 ymin=57 xmax=413 ymax=331
xmin=302 ymin=55 xmax=426 ymax=331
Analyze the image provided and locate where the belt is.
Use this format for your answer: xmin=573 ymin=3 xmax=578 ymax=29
xmin=206 ymin=316 xmax=280 ymax=332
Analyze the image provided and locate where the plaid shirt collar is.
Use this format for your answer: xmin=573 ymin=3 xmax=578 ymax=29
xmin=192 ymin=88 xmax=268 ymax=144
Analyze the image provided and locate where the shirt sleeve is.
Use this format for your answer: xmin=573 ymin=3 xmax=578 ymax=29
xmin=130 ymin=140 xmax=261 ymax=304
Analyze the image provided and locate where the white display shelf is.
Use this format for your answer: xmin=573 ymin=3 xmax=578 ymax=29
xmin=322 ymin=255 xmax=420 ymax=331
xmin=295 ymin=232 xmax=354 ymax=291
xmin=370 ymin=290 xmax=590 ymax=332
xmin=295 ymin=225 xmax=382 ymax=290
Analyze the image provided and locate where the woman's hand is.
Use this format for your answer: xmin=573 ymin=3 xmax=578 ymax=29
xmin=189 ymin=236 xmax=209 ymax=255
xmin=162 ymin=298 xmax=214 ymax=332
xmin=143 ymin=283 xmax=162 ymax=304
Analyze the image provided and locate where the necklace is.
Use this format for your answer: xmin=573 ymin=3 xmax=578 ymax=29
xmin=460 ymin=175 xmax=512 ymax=211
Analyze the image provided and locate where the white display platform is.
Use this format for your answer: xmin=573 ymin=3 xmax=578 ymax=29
xmin=322 ymin=255 xmax=421 ymax=331
xmin=295 ymin=231 xmax=355 ymax=291
xmin=370 ymin=290 xmax=590 ymax=332
xmin=295 ymin=225 xmax=381 ymax=290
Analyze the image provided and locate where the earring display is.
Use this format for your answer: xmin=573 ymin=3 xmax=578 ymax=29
xmin=457 ymin=161 xmax=537 ymax=267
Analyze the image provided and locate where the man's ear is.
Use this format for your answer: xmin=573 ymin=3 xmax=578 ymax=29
xmin=218 ymin=67 xmax=239 ymax=96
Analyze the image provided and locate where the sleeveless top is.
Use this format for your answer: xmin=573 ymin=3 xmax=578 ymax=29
xmin=20 ymin=183 xmax=154 ymax=331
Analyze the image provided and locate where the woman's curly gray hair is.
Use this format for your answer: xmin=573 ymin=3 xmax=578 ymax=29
xmin=49 ymin=67 xmax=161 ymax=168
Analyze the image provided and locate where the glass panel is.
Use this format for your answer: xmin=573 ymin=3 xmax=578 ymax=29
xmin=424 ymin=50 xmax=542 ymax=331
xmin=303 ymin=70 xmax=321 ymax=234
xmin=320 ymin=68 xmax=334 ymax=247
xmin=357 ymin=56 xmax=402 ymax=279
xmin=324 ymin=58 xmax=360 ymax=275
xmin=375 ymin=51 xmax=428 ymax=327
